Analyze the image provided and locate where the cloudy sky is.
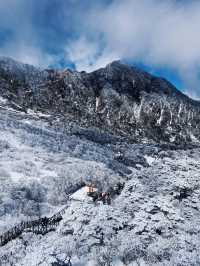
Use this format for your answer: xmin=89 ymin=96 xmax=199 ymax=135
xmin=0 ymin=0 xmax=199 ymax=98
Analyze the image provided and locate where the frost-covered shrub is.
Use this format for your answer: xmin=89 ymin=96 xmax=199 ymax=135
xmin=118 ymin=232 xmax=146 ymax=265
xmin=92 ymin=245 xmax=116 ymax=266
xmin=0 ymin=197 xmax=16 ymax=215
xmin=47 ymin=175 xmax=73 ymax=205
xmin=0 ymin=139 xmax=10 ymax=152
xmin=0 ymin=180 xmax=47 ymax=218
xmin=0 ymin=168 xmax=11 ymax=178
xmin=12 ymin=160 xmax=39 ymax=177
xmin=10 ymin=180 xmax=46 ymax=203
xmin=50 ymin=236 xmax=76 ymax=266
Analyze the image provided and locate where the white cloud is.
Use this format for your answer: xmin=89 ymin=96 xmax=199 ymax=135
xmin=66 ymin=0 xmax=200 ymax=97
xmin=0 ymin=0 xmax=200 ymax=97
xmin=92 ymin=0 xmax=200 ymax=66
xmin=0 ymin=42 xmax=55 ymax=68
xmin=66 ymin=37 xmax=118 ymax=72
xmin=0 ymin=0 xmax=54 ymax=68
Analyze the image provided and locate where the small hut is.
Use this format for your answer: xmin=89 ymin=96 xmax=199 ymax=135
xmin=86 ymin=183 xmax=98 ymax=195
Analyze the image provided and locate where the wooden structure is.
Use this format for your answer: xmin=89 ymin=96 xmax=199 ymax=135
xmin=86 ymin=183 xmax=98 ymax=194
xmin=86 ymin=183 xmax=111 ymax=204
xmin=0 ymin=180 xmax=125 ymax=247
xmin=0 ymin=181 xmax=85 ymax=247
xmin=0 ymin=206 xmax=67 ymax=247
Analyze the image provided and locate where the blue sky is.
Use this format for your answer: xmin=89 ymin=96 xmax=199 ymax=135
xmin=0 ymin=0 xmax=199 ymax=99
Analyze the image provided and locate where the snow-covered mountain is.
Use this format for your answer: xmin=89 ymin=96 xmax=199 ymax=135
xmin=0 ymin=57 xmax=200 ymax=266
xmin=0 ymin=58 xmax=200 ymax=144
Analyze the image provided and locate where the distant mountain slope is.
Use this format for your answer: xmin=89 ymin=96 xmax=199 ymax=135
xmin=0 ymin=57 xmax=200 ymax=143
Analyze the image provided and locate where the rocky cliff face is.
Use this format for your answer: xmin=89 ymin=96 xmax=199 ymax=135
xmin=0 ymin=57 xmax=200 ymax=144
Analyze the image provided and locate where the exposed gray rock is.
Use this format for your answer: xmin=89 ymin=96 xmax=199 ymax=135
xmin=0 ymin=58 xmax=200 ymax=144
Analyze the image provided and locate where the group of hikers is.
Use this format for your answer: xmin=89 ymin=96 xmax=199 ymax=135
xmin=87 ymin=182 xmax=124 ymax=205
xmin=91 ymin=191 xmax=111 ymax=205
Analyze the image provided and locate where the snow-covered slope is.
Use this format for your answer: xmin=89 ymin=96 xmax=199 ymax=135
xmin=0 ymin=120 xmax=200 ymax=265
xmin=0 ymin=103 xmax=199 ymax=265
xmin=0 ymin=58 xmax=200 ymax=265
xmin=0 ymin=56 xmax=47 ymax=87
xmin=0 ymin=106 xmax=127 ymax=232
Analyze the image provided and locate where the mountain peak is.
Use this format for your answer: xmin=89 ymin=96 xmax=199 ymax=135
xmin=106 ymin=59 xmax=125 ymax=67
xmin=0 ymin=56 xmax=200 ymax=143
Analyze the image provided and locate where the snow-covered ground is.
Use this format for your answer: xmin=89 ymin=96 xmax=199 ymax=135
xmin=144 ymin=155 xmax=156 ymax=165
xmin=0 ymin=107 xmax=200 ymax=265
xmin=70 ymin=186 xmax=89 ymax=202
xmin=0 ymin=107 xmax=125 ymax=232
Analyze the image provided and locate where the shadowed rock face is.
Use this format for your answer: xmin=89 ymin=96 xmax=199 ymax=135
xmin=0 ymin=58 xmax=200 ymax=143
